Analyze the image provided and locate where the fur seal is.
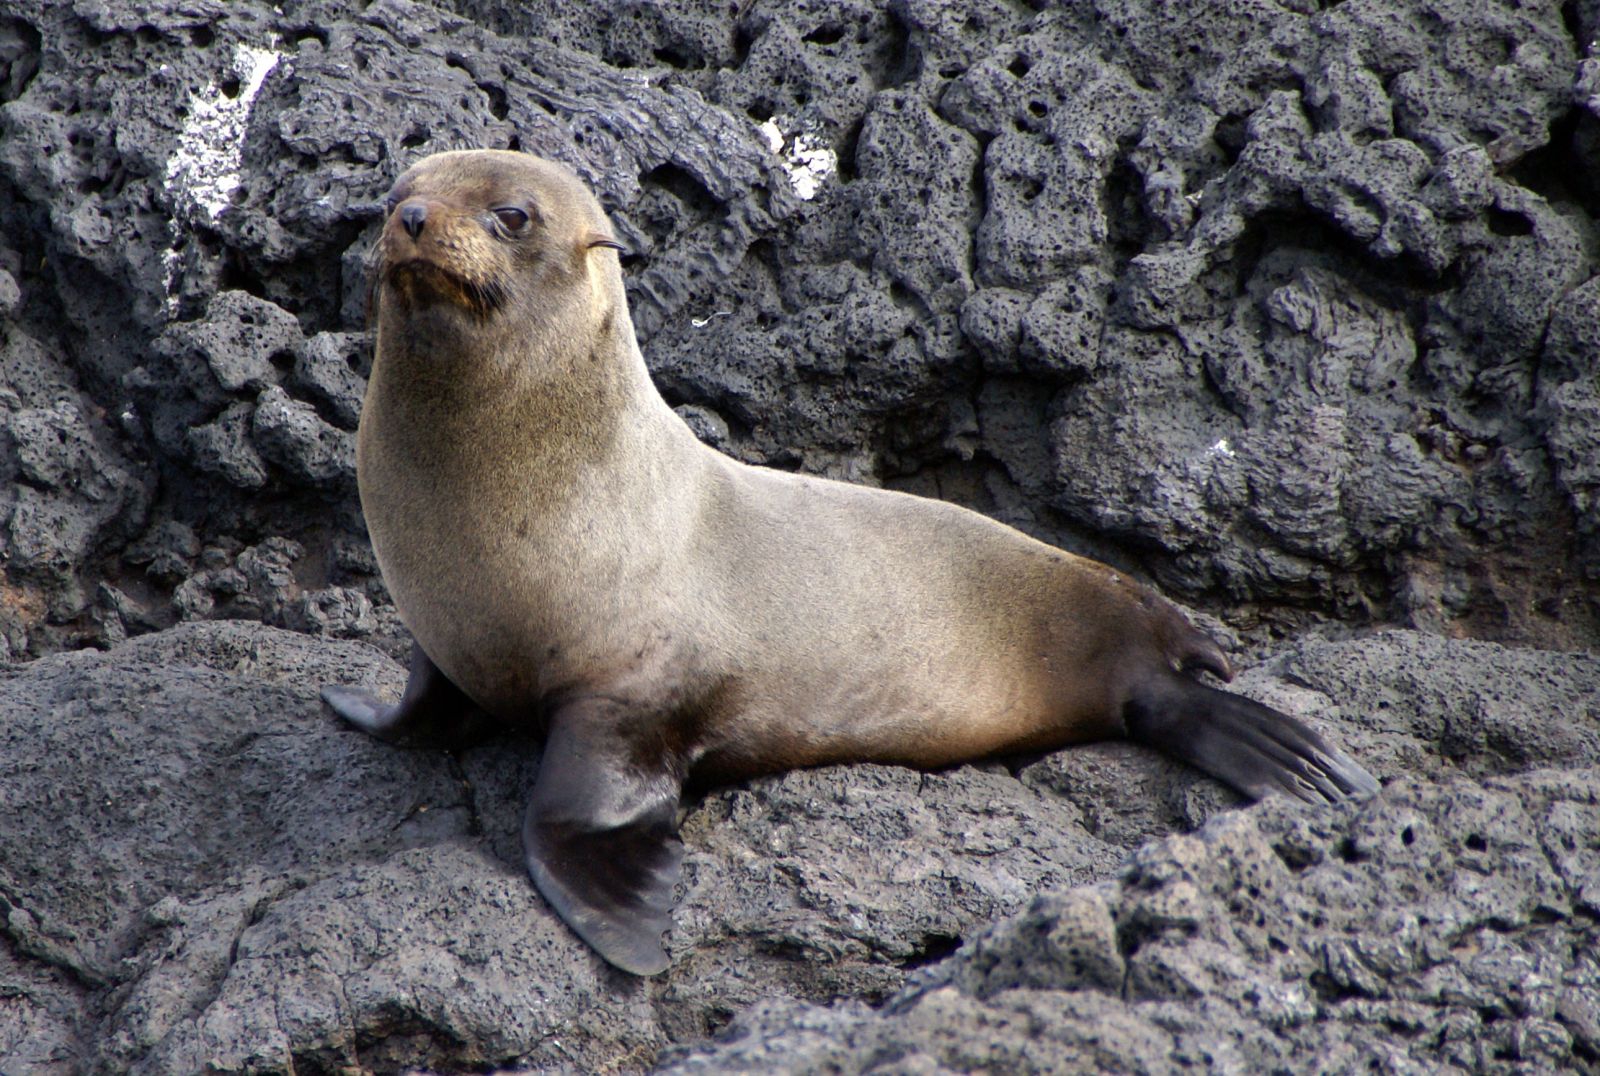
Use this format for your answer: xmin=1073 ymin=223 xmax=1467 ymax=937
xmin=322 ymin=149 xmax=1379 ymax=976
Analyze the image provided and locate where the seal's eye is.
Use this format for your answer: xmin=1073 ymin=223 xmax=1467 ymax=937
xmin=492 ymin=206 xmax=530 ymax=233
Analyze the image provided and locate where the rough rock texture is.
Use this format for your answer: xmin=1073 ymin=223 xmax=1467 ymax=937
xmin=1 ymin=0 xmax=1599 ymax=1072
xmin=2 ymin=622 xmax=1597 ymax=1073
xmin=0 ymin=0 xmax=1597 ymax=656
xmin=660 ymin=768 xmax=1600 ymax=1074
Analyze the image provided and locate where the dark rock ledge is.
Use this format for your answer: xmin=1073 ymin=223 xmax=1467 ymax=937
xmin=1 ymin=621 xmax=1596 ymax=1072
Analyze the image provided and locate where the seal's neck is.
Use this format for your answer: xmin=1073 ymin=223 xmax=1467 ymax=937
xmin=363 ymin=295 xmax=691 ymax=503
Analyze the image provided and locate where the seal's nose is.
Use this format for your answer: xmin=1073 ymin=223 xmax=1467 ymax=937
xmin=400 ymin=203 xmax=427 ymax=240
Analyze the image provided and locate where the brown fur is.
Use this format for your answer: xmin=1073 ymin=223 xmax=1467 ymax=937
xmin=357 ymin=149 xmax=1228 ymax=779
xmin=335 ymin=150 xmax=1379 ymax=975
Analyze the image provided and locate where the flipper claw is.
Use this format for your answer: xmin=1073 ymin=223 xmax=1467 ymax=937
xmin=1125 ymin=672 xmax=1380 ymax=805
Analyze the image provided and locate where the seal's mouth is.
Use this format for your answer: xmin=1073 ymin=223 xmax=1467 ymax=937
xmin=380 ymin=258 xmax=509 ymax=319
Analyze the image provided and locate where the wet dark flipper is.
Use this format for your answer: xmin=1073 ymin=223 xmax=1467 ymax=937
xmin=321 ymin=641 xmax=497 ymax=748
xmin=523 ymin=700 xmax=684 ymax=976
xmin=1125 ymin=672 xmax=1380 ymax=804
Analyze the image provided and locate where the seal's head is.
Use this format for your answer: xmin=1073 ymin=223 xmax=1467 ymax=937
xmin=374 ymin=150 xmax=624 ymax=337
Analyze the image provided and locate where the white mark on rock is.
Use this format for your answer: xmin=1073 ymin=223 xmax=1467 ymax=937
xmin=161 ymin=42 xmax=284 ymax=315
xmin=1209 ymin=438 xmax=1236 ymax=458
xmin=757 ymin=118 xmax=784 ymax=155
xmin=164 ymin=43 xmax=284 ymax=223
xmin=691 ymin=311 xmax=731 ymax=328
xmin=161 ymin=245 xmax=183 ymax=319
xmin=757 ymin=117 xmax=837 ymax=201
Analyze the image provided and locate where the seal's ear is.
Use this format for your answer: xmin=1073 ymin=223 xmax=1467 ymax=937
xmin=586 ymin=234 xmax=626 ymax=254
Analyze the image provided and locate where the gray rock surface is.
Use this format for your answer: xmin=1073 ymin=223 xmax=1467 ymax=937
xmin=0 ymin=0 xmax=1596 ymax=655
xmin=2 ymin=622 xmax=1597 ymax=1072
xmin=660 ymin=768 xmax=1600 ymax=1074
xmin=1 ymin=0 xmax=1598 ymax=1071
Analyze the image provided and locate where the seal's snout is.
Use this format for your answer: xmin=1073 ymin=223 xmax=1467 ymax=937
xmin=400 ymin=202 xmax=427 ymax=239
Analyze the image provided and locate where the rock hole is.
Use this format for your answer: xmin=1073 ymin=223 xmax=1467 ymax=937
xmin=1464 ymin=832 xmax=1487 ymax=852
xmin=878 ymin=7 xmax=918 ymax=88
xmin=1486 ymin=206 xmax=1532 ymax=236
xmin=1273 ymin=840 xmax=1316 ymax=872
xmin=834 ymin=115 xmax=866 ymax=180
xmin=219 ymin=75 xmax=242 ymax=99
xmin=0 ymin=17 xmax=43 ymax=103
xmin=653 ymin=45 xmax=691 ymax=69
xmin=1213 ymin=112 xmax=1249 ymax=165
xmin=643 ymin=162 xmax=720 ymax=220
xmin=1008 ymin=54 xmax=1031 ymax=78
xmin=218 ymin=251 xmax=272 ymax=303
xmin=400 ymin=129 xmax=427 ymax=149
xmin=733 ymin=23 xmax=756 ymax=65
xmin=1309 ymin=970 xmax=1364 ymax=1003
xmin=190 ymin=24 xmax=215 ymax=48
xmin=901 ymin=932 xmax=961 ymax=969
xmin=704 ymin=1005 xmax=735 ymax=1035
xmin=802 ymin=24 xmax=845 ymax=46
xmin=1400 ymin=825 xmax=1415 ymax=846
xmin=1561 ymin=1 xmax=1581 ymax=37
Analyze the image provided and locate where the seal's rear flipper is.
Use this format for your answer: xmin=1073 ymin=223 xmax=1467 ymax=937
xmin=523 ymin=703 xmax=684 ymax=976
xmin=322 ymin=641 xmax=497 ymax=748
xmin=1124 ymin=672 xmax=1380 ymax=804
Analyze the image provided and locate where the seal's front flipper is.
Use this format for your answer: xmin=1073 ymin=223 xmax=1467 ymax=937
xmin=523 ymin=701 xmax=684 ymax=976
xmin=322 ymin=641 xmax=496 ymax=747
xmin=1125 ymin=672 xmax=1380 ymax=805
